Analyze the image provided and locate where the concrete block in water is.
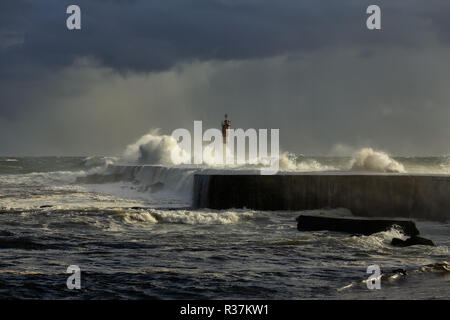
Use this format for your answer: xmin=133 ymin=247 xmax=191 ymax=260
xmin=296 ymin=215 xmax=420 ymax=236
xmin=391 ymin=236 xmax=435 ymax=247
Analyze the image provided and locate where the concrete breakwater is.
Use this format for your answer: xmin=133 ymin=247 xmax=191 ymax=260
xmin=193 ymin=173 xmax=450 ymax=221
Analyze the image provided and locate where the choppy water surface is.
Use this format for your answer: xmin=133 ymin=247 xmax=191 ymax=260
xmin=0 ymin=157 xmax=448 ymax=299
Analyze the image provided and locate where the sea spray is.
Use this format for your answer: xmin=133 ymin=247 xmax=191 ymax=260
xmin=123 ymin=130 xmax=190 ymax=165
xmin=122 ymin=130 xmax=337 ymax=172
xmin=350 ymin=148 xmax=406 ymax=173
xmin=279 ymin=152 xmax=337 ymax=171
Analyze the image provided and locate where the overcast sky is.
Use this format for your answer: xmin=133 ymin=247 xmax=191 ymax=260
xmin=1 ymin=0 xmax=450 ymax=156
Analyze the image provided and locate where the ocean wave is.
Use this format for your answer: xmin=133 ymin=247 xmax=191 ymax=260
xmin=83 ymin=156 xmax=118 ymax=169
xmin=115 ymin=210 xmax=159 ymax=224
xmin=121 ymin=130 xmax=338 ymax=172
xmin=123 ymin=130 xmax=190 ymax=165
xmin=350 ymin=148 xmax=406 ymax=173
xmin=283 ymin=225 xmax=409 ymax=251
xmin=279 ymin=152 xmax=337 ymax=171
xmin=337 ymin=261 xmax=450 ymax=293
xmin=114 ymin=208 xmax=254 ymax=225
xmin=1 ymin=207 xmax=257 ymax=229
xmin=340 ymin=226 xmax=408 ymax=250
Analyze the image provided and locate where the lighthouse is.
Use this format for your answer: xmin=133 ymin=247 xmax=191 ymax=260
xmin=221 ymin=114 xmax=231 ymax=144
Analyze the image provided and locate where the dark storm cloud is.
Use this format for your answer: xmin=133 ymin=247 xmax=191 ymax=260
xmin=1 ymin=0 xmax=450 ymax=156
xmin=2 ymin=0 xmax=449 ymax=73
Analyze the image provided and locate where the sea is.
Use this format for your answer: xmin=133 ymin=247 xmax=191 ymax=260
xmin=0 ymin=155 xmax=448 ymax=299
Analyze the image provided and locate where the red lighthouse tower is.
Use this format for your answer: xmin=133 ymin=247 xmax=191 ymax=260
xmin=221 ymin=114 xmax=231 ymax=144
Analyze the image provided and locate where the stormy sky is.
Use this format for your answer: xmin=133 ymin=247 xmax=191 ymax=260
xmin=1 ymin=0 xmax=450 ymax=156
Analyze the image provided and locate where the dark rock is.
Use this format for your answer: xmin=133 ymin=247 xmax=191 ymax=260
xmin=40 ymin=205 xmax=53 ymax=208
xmin=296 ymin=215 xmax=420 ymax=236
xmin=391 ymin=236 xmax=435 ymax=247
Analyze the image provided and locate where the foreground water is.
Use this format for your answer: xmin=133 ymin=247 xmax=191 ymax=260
xmin=0 ymin=157 xmax=448 ymax=299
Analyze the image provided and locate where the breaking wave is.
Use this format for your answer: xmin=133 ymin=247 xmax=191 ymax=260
xmin=123 ymin=130 xmax=190 ymax=165
xmin=350 ymin=148 xmax=406 ymax=173
xmin=279 ymin=152 xmax=337 ymax=171
xmin=340 ymin=226 xmax=408 ymax=250
xmin=122 ymin=131 xmax=337 ymax=172
xmin=116 ymin=209 xmax=254 ymax=225
xmin=83 ymin=156 xmax=118 ymax=169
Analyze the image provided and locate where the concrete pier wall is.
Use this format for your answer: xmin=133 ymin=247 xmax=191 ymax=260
xmin=193 ymin=174 xmax=450 ymax=221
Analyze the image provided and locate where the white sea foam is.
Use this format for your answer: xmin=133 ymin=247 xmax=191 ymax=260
xmin=122 ymin=131 xmax=337 ymax=172
xmin=83 ymin=156 xmax=118 ymax=168
xmin=339 ymin=225 xmax=409 ymax=251
xmin=118 ymin=211 xmax=159 ymax=224
xmin=350 ymin=148 xmax=406 ymax=173
xmin=116 ymin=209 xmax=254 ymax=225
xmin=279 ymin=152 xmax=337 ymax=172
xmin=123 ymin=130 xmax=190 ymax=165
